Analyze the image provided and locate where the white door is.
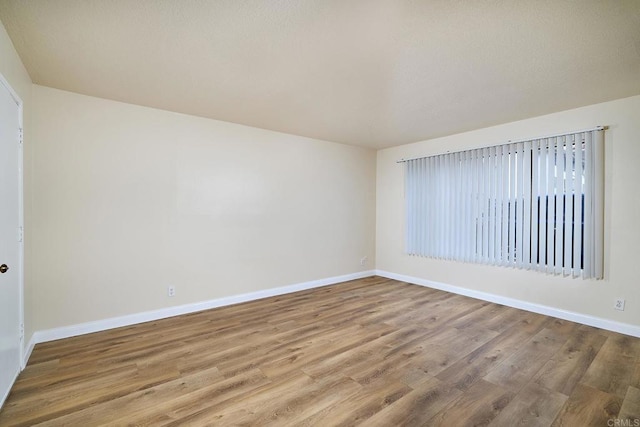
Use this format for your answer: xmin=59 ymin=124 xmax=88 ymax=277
xmin=0 ymin=77 xmax=22 ymax=407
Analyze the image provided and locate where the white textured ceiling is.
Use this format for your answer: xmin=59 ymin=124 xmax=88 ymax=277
xmin=1 ymin=1 xmax=639 ymax=149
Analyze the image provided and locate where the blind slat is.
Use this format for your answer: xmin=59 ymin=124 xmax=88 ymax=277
xmin=501 ymin=144 xmax=509 ymax=266
xmin=564 ymin=136 xmax=575 ymax=275
xmin=573 ymin=134 xmax=583 ymax=277
xmin=593 ymin=130 xmax=605 ymax=279
xmin=509 ymin=143 xmax=517 ymax=266
xmin=516 ymin=142 xmax=524 ymax=267
xmin=531 ymin=139 xmax=540 ymax=268
xmin=537 ymin=139 xmax=547 ymax=271
xmin=583 ymin=132 xmax=593 ymax=278
xmin=488 ymin=147 xmax=495 ymax=264
xmin=482 ymin=147 xmax=490 ymax=262
xmin=523 ymin=140 xmax=532 ymax=268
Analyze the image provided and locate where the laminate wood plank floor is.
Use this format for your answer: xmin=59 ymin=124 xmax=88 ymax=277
xmin=1 ymin=276 xmax=639 ymax=426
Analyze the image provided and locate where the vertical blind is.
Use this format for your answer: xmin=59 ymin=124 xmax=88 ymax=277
xmin=404 ymin=128 xmax=604 ymax=279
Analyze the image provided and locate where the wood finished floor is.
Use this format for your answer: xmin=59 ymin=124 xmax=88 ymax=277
xmin=1 ymin=277 xmax=639 ymax=426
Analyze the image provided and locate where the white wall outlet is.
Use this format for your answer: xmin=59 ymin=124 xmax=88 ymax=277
xmin=614 ymin=298 xmax=625 ymax=311
xmin=360 ymin=256 xmax=368 ymax=266
xmin=168 ymin=286 xmax=176 ymax=297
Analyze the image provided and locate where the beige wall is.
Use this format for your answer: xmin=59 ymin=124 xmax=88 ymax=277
xmin=0 ymin=23 xmax=34 ymax=344
xmin=377 ymin=95 xmax=640 ymax=327
xmin=30 ymin=85 xmax=376 ymax=331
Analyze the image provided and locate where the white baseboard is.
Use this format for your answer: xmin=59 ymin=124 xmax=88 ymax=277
xmin=376 ymin=270 xmax=640 ymax=338
xmin=22 ymin=335 xmax=36 ymax=369
xmin=24 ymin=268 xmax=638 ymax=369
xmin=24 ymin=270 xmax=376 ymax=364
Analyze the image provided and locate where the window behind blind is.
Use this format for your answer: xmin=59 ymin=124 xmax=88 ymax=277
xmin=404 ymin=128 xmax=604 ymax=279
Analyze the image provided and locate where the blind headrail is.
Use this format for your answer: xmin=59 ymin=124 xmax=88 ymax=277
xmin=396 ymin=125 xmax=606 ymax=163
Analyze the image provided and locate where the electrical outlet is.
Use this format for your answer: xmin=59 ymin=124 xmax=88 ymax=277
xmin=360 ymin=256 xmax=368 ymax=266
xmin=168 ymin=286 xmax=176 ymax=297
xmin=614 ymin=298 xmax=625 ymax=311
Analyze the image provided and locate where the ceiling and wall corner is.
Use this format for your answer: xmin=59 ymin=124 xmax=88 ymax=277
xmin=0 ymin=0 xmax=639 ymax=149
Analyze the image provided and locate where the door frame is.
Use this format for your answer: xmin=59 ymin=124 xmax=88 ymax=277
xmin=0 ymin=72 xmax=25 ymax=370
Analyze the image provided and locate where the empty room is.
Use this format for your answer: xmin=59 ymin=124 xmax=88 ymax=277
xmin=0 ymin=1 xmax=639 ymax=425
